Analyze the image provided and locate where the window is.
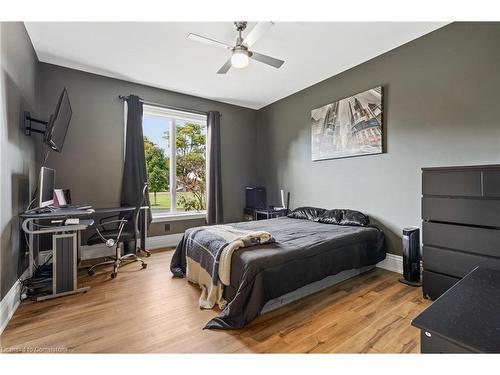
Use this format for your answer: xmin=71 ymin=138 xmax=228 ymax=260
xmin=142 ymin=104 xmax=207 ymax=219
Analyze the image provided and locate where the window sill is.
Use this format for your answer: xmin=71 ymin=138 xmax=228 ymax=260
xmin=151 ymin=211 xmax=206 ymax=223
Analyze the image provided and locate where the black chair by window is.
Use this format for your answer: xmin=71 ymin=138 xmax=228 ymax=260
xmin=87 ymin=184 xmax=149 ymax=278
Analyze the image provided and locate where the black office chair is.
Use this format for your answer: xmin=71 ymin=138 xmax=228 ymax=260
xmin=87 ymin=184 xmax=149 ymax=279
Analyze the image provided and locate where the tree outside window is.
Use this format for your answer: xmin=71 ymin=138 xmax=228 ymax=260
xmin=142 ymin=108 xmax=206 ymax=215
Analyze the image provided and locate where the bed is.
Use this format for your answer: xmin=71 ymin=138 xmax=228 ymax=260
xmin=170 ymin=215 xmax=386 ymax=330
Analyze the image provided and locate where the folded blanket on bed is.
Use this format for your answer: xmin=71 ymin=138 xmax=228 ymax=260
xmin=177 ymin=224 xmax=274 ymax=309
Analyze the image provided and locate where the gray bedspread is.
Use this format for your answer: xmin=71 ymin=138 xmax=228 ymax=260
xmin=170 ymin=216 xmax=386 ymax=330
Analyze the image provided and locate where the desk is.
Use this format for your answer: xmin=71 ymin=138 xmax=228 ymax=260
xmin=92 ymin=207 xmax=135 ymax=215
xmin=252 ymin=208 xmax=289 ymax=221
xmin=412 ymin=267 xmax=500 ymax=353
xmin=21 ymin=207 xmax=95 ymax=301
xmin=20 ymin=206 xmax=149 ymax=301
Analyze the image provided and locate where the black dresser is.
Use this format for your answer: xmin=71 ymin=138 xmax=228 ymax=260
xmin=422 ymin=164 xmax=500 ymax=300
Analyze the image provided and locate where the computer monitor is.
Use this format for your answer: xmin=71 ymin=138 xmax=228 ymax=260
xmin=39 ymin=167 xmax=55 ymax=208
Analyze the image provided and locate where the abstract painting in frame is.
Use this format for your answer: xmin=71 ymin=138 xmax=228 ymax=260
xmin=311 ymin=86 xmax=383 ymax=161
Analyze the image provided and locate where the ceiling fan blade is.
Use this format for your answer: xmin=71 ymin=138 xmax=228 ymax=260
xmin=187 ymin=33 xmax=232 ymax=49
xmin=250 ymin=51 xmax=284 ymax=69
xmin=242 ymin=22 xmax=274 ymax=47
xmin=217 ymin=59 xmax=232 ymax=74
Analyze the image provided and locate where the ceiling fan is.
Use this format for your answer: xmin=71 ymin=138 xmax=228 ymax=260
xmin=187 ymin=21 xmax=285 ymax=74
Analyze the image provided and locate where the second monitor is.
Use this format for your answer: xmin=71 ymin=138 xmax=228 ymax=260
xmin=39 ymin=166 xmax=55 ymax=208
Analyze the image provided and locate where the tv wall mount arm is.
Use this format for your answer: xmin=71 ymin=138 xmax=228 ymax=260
xmin=24 ymin=111 xmax=48 ymax=136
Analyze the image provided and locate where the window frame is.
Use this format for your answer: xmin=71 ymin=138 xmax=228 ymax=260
xmin=140 ymin=104 xmax=207 ymax=221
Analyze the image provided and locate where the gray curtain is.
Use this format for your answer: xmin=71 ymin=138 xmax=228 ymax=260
xmin=121 ymin=95 xmax=152 ymax=252
xmin=206 ymin=111 xmax=223 ymax=225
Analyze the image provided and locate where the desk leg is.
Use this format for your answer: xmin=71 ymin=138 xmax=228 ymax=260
xmin=40 ymin=231 xmax=90 ymax=302
xmin=21 ymin=219 xmax=92 ymax=301
xmin=36 ymin=287 xmax=90 ymax=302
xmin=28 ymin=220 xmax=36 ymax=277
xmin=76 ymin=229 xmax=85 ymax=269
xmin=140 ymin=209 xmax=151 ymax=257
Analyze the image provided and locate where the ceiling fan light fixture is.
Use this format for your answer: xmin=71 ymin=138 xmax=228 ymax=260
xmin=189 ymin=22 xmax=283 ymax=74
xmin=231 ymin=49 xmax=249 ymax=69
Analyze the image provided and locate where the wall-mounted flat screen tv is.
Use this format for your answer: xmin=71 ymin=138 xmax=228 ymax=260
xmin=44 ymin=88 xmax=72 ymax=153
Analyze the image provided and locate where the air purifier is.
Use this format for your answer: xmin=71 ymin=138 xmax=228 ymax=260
xmin=399 ymin=227 xmax=421 ymax=287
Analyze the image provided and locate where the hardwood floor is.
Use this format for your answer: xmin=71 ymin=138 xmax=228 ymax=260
xmin=0 ymin=249 xmax=430 ymax=353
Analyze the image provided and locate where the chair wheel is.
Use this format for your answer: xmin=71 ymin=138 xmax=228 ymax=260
xmin=88 ymin=269 xmax=95 ymax=276
xmin=142 ymin=263 xmax=148 ymax=269
xmin=110 ymin=272 xmax=117 ymax=279
xmin=145 ymin=252 xmax=152 ymax=257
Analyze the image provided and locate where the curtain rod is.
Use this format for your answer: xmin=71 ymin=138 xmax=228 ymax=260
xmin=119 ymin=95 xmax=212 ymax=117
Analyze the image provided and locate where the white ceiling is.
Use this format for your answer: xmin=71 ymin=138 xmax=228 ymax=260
xmin=25 ymin=22 xmax=447 ymax=109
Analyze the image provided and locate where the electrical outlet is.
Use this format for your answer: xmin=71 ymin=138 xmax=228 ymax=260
xmin=164 ymin=223 xmax=170 ymax=232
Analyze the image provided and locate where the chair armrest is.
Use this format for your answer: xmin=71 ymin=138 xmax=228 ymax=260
xmin=95 ymin=218 xmax=128 ymax=246
xmin=99 ymin=214 xmax=120 ymax=227
xmin=97 ymin=219 xmax=128 ymax=227
xmin=98 ymin=213 xmax=132 ymax=231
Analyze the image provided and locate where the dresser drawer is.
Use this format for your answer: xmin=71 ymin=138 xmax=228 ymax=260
xmin=423 ymin=222 xmax=500 ymax=258
xmin=423 ymin=246 xmax=500 ymax=278
xmin=422 ymin=270 xmax=460 ymax=300
xmin=420 ymin=331 xmax=473 ymax=353
xmin=422 ymin=170 xmax=482 ymax=197
xmin=482 ymin=170 xmax=500 ymax=198
xmin=422 ymin=197 xmax=500 ymax=227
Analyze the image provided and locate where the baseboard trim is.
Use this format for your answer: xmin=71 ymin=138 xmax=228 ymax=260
xmin=146 ymin=233 xmax=183 ymax=249
xmin=0 ymin=269 xmax=29 ymax=335
xmin=376 ymin=253 xmax=403 ymax=274
xmin=80 ymin=233 xmax=183 ymax=260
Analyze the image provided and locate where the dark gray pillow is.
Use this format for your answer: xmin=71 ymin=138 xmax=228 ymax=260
xmin=317 ymin=209 xmax=370 ymax=226
xmin=339 ymin=209 xmax=370 ymax=226
xmin=287 ymin=206 xmax=326 ymax=220
xmin=314 ymin=209 xmax=343 ymax=224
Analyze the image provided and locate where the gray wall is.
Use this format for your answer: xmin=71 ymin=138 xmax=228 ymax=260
xmin=256 ymin=22 xmax=500 ymax=256
xmin=39 ymin=63 xmax=258 ymax=229
xmin=0 ymin=22 xmax=41 ymax=299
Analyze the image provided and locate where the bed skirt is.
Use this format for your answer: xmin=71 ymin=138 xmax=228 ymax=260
xmin=261 ymin=265 xmax=375 ymax=314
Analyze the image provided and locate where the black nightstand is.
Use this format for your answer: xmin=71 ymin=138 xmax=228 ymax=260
xmin=243 ymin=208 xmax=289 ymax=221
